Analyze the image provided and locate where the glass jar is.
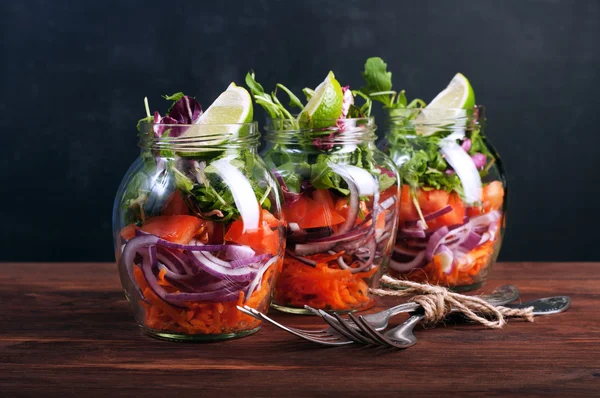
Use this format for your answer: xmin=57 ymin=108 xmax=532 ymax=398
xmin=262 ymin=117 xmax=400 ymax=314
xmin=381 ymin=106 xmax=506 ymax=291
xmin=112 ymin=122 xmax=285 ymax=341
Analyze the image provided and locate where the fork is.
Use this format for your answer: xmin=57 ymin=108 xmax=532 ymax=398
xmin=355 ymin=295 xmax=572 ymax=349
xmin=305 ymin=284 xmax=519 ymax=332
xmin=236 ymin=305 xmax=354 ymax=346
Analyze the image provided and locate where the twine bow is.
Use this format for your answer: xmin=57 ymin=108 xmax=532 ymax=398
xmin=370 ymin=275 xmax=534 ymax=328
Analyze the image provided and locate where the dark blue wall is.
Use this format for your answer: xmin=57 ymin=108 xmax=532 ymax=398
xmin=2 ymin=0 xmax=599 ymax=261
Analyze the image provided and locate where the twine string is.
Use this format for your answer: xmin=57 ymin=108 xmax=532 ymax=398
xmin=370 ymin=275 xmax=534 ymax=328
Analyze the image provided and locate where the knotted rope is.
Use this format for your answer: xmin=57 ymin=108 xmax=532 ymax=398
xmin=370 ymin=275 xmax=534 ymax=328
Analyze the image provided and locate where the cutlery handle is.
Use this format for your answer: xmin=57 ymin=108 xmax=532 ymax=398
xmin=385 ymin=302 xmax=422 ymax=318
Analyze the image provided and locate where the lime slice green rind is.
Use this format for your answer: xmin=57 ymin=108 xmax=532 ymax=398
xmin=298 ymin=71 xmax=343 ymax=128
xmin=427 ymin=73 xmax=475 ymax=110
xmin=176 ymin=83 xmax=254 ymax=153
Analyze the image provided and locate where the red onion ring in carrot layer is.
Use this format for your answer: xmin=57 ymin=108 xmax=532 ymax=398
xmin=388 ymin=251 xmax=427 ymax=272
xmin=406 ymin=205 xmax=453 ymax=227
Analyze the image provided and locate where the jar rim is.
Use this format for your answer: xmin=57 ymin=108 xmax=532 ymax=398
xmin=138 ymin=121 xmax=260 ymax=151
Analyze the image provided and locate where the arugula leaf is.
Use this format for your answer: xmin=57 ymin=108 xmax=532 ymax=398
xmin=162 ymin=92 xmax=185 ymax=101
xmin=360 ymin=57 xmax=425 ymax=110
xmin=302 ymin=87 xmax=314 ymax=102
xmin=245 ymin=71 xmax=266 ymax=96
xmin=351 ymin=90 xmax=372 ymax=117
xmin=136 ymin=116 xmax=154 ymax=131
xmin=276 ymin=84 xmax=303 ymax=109
xmin=310 ymin=155 xmax=349 ymax=195
xmin=361 ymin=57 xmax=393 ymax=107
xmin=378 ymin=172 xmax=396 ymax=191
xmin=162 ymin=92 xmax=186 ymax=113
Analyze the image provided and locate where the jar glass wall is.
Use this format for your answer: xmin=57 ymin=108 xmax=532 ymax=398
xmin=262 ymin=117 xmax=400 ymax=314
xmin=381 ymin=106 xmax=506 ymax=291
xmin=113 ymin=122 xmax=285 ymax=341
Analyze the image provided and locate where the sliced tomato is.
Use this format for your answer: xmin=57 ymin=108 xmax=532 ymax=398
xmin=380 ymin=185 xmax=399 ymax=204
xmin=334 ymin=197 xmax=369 ymax=225
xmin=120 ymin=224 xmax=139 ymax=241
xmin=285 ymin=194 xmax=345 ymax=229
xmin=417 ymin=189 xmax=450 ymax=214
xmin=376 ymin=210 xmax=387 ymax=231
xmin=398 ymin=185 xmax=418 ymax=222
xmin=429 ymin=192 xmax=465 ymax=229
xmin=140 ymin=215 xmax=203 ymax=244
xmin=483 ymin=181 xmax=504 ymax=212
xmin=467 ymin=181 xmax=505 ymax=217
xmin=313 ymin=189 xmax=335 ymax=210
xmin=161 ymin=191 xmax=190 ymax=216
xmin=261 ymin=208 xmax=282 ymax=228
xmin=224 ymin=219 xmax=280 ymax=255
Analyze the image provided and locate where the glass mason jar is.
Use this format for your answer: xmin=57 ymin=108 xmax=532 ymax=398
xmin=112 ymin=122 xmax=285 ymax=341
xmin=262 ymin=117 xmax=400 ymax=314
xmin=381 ymin=106 xmax=506 ymax=291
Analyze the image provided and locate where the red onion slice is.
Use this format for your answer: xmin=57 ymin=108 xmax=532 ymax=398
xmin=157 ymin=263 xmax=219 ymax=291
xmin=425 ymin=226 xmax=449 ymax=260
xmin=246 ymin=255 xmax=279 ymax=302
xmin=121 ymin=234 xmax=160 ymax=296
xmin=305 ymin=227 xmax=368 ymax=244
xmin=399 ymin=228 xmax=427 ymax=239
xmin=460 ymin=231 xmax=482 ymax=251
xmin=225 ymin=245 xmax=256 ymax=261
xmin=286 ymin=250 xmax=317 ymax=267
xmin=185 ymin=251 xmax=256 ymax=282
xmin=388 ymin=251 xmax=426 ymax=272
xmin=291 ymin=169 xmax=360 ymax=256
xmin=140 ymin=246 xmax=185 ymax=308
xmin=469 ymin=210 xmax=501 ymax=228
xmin=406 ymin=205 xmax=453 ymax=227
xmin=156 ymin=247 xmax=188 ymax=275
xmin=393 ymin=244 xmax=422 ymax=257
xmin=230 ymin=254 xmax=271 ymax=269
xmin=350 ymin=239 xmax=376 ymax=274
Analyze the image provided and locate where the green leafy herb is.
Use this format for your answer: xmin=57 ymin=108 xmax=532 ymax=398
xmin=360 ymin=57 xmax=424 ymax=110
xmin=162 ymin=92 xmax=186 ymax=113
xmin=248 ymin=70 xmax=396 ymax=199
xmin=360 ymin=57 xmax=394 ymax=107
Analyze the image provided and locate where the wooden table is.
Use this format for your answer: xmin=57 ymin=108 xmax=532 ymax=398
xmin=1 ymin=262 xmax=598 ymax=397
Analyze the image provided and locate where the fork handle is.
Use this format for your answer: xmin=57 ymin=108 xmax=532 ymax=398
xmin=383 ymin=302 xmax=422 ymax=318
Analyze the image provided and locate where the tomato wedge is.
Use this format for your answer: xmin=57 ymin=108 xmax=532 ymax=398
xmin=224 ymin=219 xmax=280 ymax=255
xmin=398 ymin=185 xmax=418 ymax=222
xmin=140 ymin=215 xmax=203 ymax=244
xmin=428 ymin=192 xmax=465 ymax=229
xmin=161 ymin=191 xmax=190 ymax=216
xmin=284 ymin=194 xmax=345 ymax=229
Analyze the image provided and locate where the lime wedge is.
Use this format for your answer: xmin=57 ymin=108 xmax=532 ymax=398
xmin=197 ymin=83 xmax=253 ymax=125
xmin=427 ymin=73 xmax=475 ymax=109
xmin=416 ymin=73 xmax=475 ymax=136
xmin=298 ymin=71 xmax=343 ymax=127
xmin=177 ymin=84 xmax=253 ymax=153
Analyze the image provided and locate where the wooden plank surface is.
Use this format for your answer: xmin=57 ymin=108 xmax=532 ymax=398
xmin=0 ymin=262 xmax=599 ymax=397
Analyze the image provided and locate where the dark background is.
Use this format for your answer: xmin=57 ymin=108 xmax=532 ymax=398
xmin=2 ymin=0 xmax=599 ymax=262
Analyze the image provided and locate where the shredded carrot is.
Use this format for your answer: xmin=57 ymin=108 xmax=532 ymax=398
xmin=273 ymin=256 xmax=376 ymax=311
xmin=132 ymin=257 xmax=283 ymax=335
xmin=389 ymin=220 xmax=502 ymax=287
